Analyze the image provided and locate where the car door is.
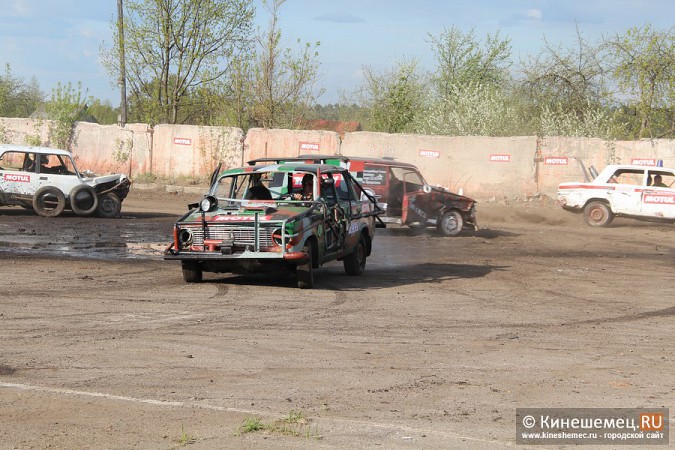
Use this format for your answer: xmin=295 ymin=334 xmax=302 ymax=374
xmin=641 ymin=170 xmax=675 ymax=219
xmin=606 ymin=169 xmax=644 ymax=214
xmin=0 ymin=151 xmax=40 ymax=197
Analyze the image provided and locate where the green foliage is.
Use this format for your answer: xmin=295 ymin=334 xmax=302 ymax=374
xmin=249 ymin=0 xmax=323 ymax=129
xmin=102 ymin=0 xmax=255 ymax=125
xmin=414 ymin=82 xmax=517 ymax=136
xmin=0 ymin=63 xmax=44 ymax=118
xmin=428 ymin=26 xmax=512 ymax=97
xmin=604 ymin=24 xmax=675 ymax=138
xmin=355 ymin=59 xmax=425 ymax=133
xmin=235 ymin=410 xmax=321 ymax=439
xmin=88 ymin=99 xmax=120 ymax=125
xmin=44 ymin=82 xmax=88 ymax=149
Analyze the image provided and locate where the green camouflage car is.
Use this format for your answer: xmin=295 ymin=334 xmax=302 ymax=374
xmin=164 ymin=162 xmax=382 ymax=288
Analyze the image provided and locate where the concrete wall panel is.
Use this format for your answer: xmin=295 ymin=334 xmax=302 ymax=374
xmin=244 ymin=128 xmax=340 ymax=162
xmin=340 ymin=132 xmax=538 ymax=199
xmin=151 ymin=124 xmax=244 ymax=178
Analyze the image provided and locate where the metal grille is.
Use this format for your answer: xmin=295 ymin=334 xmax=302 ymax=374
xmin=190 ymin=224 xmax=276 ymax=247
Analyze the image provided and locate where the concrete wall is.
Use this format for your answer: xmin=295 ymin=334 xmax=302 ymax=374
xmin=2 ymin=117 xmax=674 ymax=201
xmin=340 ymin=132 xmax=538 ymax=200
xmin=151 ymin=124 xmax=244 ymax=178
xmin=244 ymin=128 xmax=340 ymax=161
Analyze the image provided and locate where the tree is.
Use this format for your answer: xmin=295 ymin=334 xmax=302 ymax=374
xmin=102 ymin=0 xmax=255 ymax=124
xmin=604 ymin=25 xmax=675 ymax=138
xmin=518 ymin=26 xmax=614 ymax=137
xmin=420 ymin=27 xmax=514 ymax=136
xmin=428 ymin=26 xmax=512 ymax=99
xmin=249 ymin=0 xmax=323 ymax=129
xmin=88 ymin=99 xmax=120 ymax=125
xmin=0 ymin=63 xmax=43 ymax=118
xmin=44 ymin=82 xmax=88 ymax=148
xmin=353 ymin=59 xmax=425 ymax=133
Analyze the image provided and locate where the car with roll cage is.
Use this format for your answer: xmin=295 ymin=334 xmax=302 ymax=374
xmin=163 ymin=161 xmax=383 ymax=288
xmin=0 ymin=144 xmax=131 ymax=217
xmin=557 ymin=163 xmax=675 ymax=226
xmin=250 ymin=155 xmax=478 ymax=236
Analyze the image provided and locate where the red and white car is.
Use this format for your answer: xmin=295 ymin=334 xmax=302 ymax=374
xmin=557 ymin=164 xmax=675 ymax=226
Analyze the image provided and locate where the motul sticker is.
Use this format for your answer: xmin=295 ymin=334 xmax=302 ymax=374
xmin=631 ymin=158 xmax=656 ymax=166
xmin=489 ymin=154 xmax=511 ymax=162
xmin=299 ymin=142 xmax=319 ymax=152
xmin=643 ymin=193 xmax=675 ymax=204
xmin=211 ymin=214 xmax=272 ymax=222
xmin=174 ymin=137 xmax=192 ymax=146
xmin=419 ymin=150 xmax=441 ymax=158
xmin=544 ymin=157 xmax=568 ymax=165
xmin=3 ymin=173 xmax=30 ymax=182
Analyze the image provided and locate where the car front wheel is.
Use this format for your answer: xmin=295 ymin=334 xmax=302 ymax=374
xmin=438 ymin=210 xmax=463 ymax=236
xmin=296 ymin=242 xmax=314 ymax=289
xmin=343 ymin=233 xmax=367 ymax=275
xmin=181 ymin=261 xmax=203 ymax=283
xmin=583 ymin=201 xmax=614 ymax=227
xmin=96 ymin=192 xmax=122 ymax=218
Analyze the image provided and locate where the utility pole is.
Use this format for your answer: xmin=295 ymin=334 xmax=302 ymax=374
xmin=117 ymin=0 xmax=128 ymax=126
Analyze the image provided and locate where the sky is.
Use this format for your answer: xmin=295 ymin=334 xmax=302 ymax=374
xmin=0 ymin=0 xmax=673 ymax=106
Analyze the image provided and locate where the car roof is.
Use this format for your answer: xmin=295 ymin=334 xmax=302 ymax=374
xmin=0 ymin=144 xmax=72 ymax=157
xmin=249 ymin=154 xmax=419 ymax=170
xmin=602 ymin=164 xmax=675 ymax=172
xmin=223 ymin=162 xmax=345 ymax=176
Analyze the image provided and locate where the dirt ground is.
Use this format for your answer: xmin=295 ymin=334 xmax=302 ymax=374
xmin=0 ymin=187 xmax=673 ymax=449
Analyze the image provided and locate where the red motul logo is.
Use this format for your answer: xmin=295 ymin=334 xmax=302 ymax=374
xmin=299 ymin=142 xmax=319 ymax=152
xmin=419 ymin=150 xmax=440 ymax=158
xmin=643 ymin=193 xmax=675 ymax=204
xmin=631 ymin=158 xmax=656 ymax=166
xmin=212 ymin=215 xmax=272 ymax=222
xmin=544 ymin=157 xmax=568 ymax=165
xmin=174 ymin=137 xmax=192 ymax=145
xmin=489 ymin=154 xmax=511 ymax=162
xmin=4 ymin=173 xmax=30 ymax=182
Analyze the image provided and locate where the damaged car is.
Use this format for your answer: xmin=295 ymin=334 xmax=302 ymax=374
xmin=0 ymin=144 xmax=131 ymax=217
xmin=164 ymin=161 xmax=382 ymax=288
xmin=251 ymin=155 xmax=478 ymax=236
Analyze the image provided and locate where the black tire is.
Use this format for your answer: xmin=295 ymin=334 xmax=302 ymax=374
xmin=69 ymin=184 xmax=98 ymax=216
xmin=296 ymin=242 xmax=314 ymax=289
xmin=438 ymin=210 xmax=463 ymax=236
xmin=583 ymin=201 xmax=614 ymax=227
xmin=96 ymin=192 xmax=122 ymax=218
xmin=343 ymin=233 xmax=367 ymax=276
xmin=181 ymin=261 xmax=203 ymax=283
xmin=32 ymin=186 xmax=66 ymax=217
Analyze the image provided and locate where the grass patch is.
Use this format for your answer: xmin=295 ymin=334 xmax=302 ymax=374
xmin=175 ymin=425 xmax=197 ymax=446
xmin=235 ymin=410 xmax=321 ymax=439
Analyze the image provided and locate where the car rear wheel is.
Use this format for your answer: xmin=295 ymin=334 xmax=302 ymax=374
xmin=181 ymin=261 xmax=203 ymax=283
xmin=32 ymin=186 xmax=66 ymax=217
xmin=343 ymin=233 xmax=367 ymax=276
xmin=438 ymin=210 xmax=463 ymax=236
xmin=583 ymin=201 xmax=614 ymax=227
xmin=69 ymin=184 xmax=98 ymax=216
xmin=296 ymin=242 xmax=314 ymax=289
xmin=96 ymin=192 xmax=122 ymax=218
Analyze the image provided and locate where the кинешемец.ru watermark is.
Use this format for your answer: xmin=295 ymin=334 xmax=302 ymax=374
xmin=516 ymin=408 xmax=669 ymax=445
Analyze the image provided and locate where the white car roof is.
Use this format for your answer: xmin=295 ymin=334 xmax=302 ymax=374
xmin=0 ymin=144 xmax=72 ymax=157
xmin=601 ymin=164 xmax=675 ymax=173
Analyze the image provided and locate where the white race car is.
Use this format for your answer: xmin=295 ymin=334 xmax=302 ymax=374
xmin=558 ymin=164 xmax=675 ymax=226
xmin=0 ymin=144 xmax=131 ymax=218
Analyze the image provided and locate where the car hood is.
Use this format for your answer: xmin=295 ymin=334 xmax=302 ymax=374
xmin=84 ymin=173 xmax=128 ymax=185
xmin=424 ymin=185 xmax=476 ymax=205
xmin=181 ymin=203 xmax=312 ymax=224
